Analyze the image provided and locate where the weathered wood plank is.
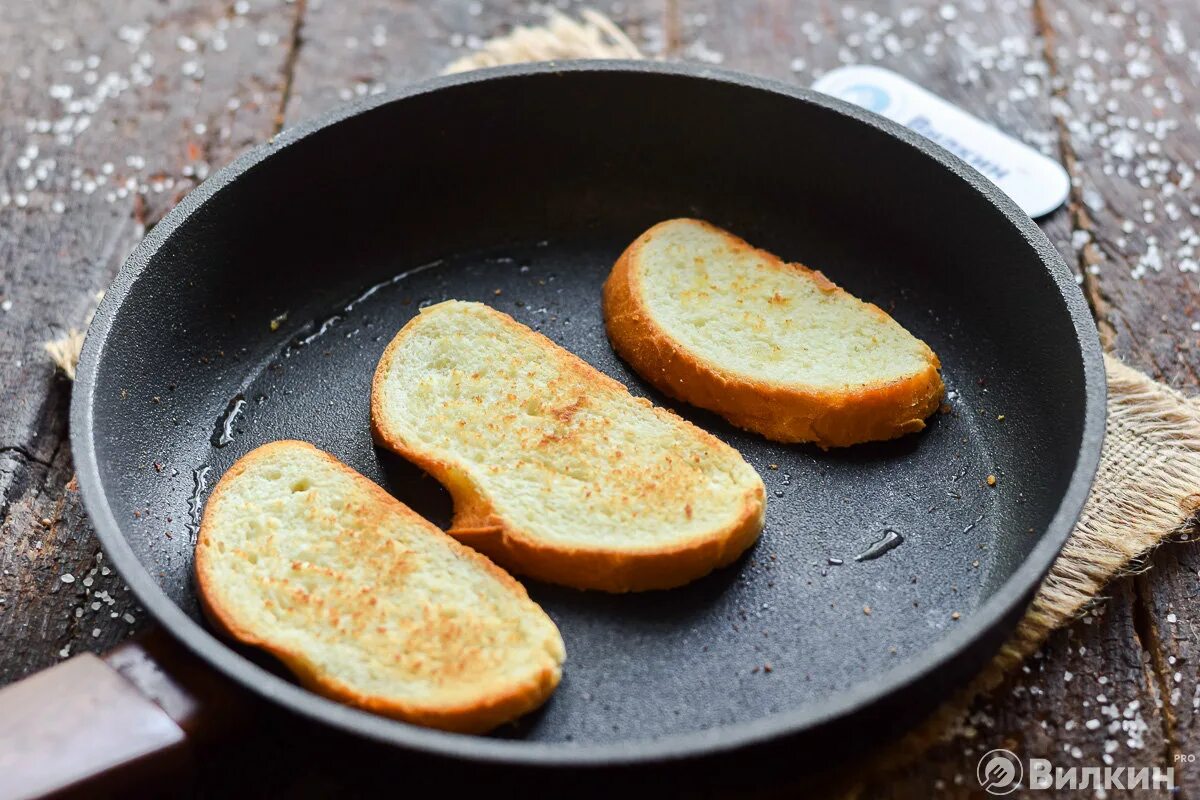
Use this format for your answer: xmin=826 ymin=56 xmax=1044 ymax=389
xmin=1034 ymin=0 xmax=1200 ymax=792
xmin=869 ymin=580 xmax=1169 ymax=796
xmin=1036 ymin=0 xmax=1200 ymax=378
xmin=283 ymin=0 xmax=666 ymax=126
xmin=0 ymin=0 xmax=298 ymax=685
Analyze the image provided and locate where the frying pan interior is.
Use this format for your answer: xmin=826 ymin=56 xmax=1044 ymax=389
xmin=76 ymin=64 xmax=1101 ymax=760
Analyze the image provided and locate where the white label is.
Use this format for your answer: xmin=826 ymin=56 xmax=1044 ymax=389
xmin=813 ymin=65 xmax=1069 ymax=218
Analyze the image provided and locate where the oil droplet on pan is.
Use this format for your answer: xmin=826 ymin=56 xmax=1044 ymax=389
xmin=855 ymin=529 xmax=904 ymax=562
xmin=211 ymin=394 xmax=246 ymax=447
xmin=185 ymin=466 xmax=211 ymax=544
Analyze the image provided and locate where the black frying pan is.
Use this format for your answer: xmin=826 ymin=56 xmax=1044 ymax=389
xmin=14 ymin=61 xmax=1107 ymax=795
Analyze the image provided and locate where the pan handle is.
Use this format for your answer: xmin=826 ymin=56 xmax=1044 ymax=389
xmin=0 ymin=629 xmax=242 ymax=800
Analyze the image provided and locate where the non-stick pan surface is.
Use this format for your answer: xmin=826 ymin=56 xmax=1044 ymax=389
xmin=71 ymin=62 xmax=1104 ymax=771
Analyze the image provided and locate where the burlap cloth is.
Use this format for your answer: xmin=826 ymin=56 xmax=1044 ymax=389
xmin=45 ymin=8 xmax=1200 ymax=785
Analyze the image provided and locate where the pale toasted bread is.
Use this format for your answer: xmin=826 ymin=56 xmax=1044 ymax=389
xmin=194 ymin=440 xmax=564 ymax=734
xmin=603 ymin=219 xmax=944 ymax=448
xmin=370 ymin=301 xmax=765 ymax=593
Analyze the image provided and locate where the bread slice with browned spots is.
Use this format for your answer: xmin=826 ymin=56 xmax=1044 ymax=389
xmin=603 ymin=218 xmax=944 ymax=448
xmin=194 ymin=440 xmax=564 ymax=734
xmin=370 ymin=301 xmax=765 ymax=593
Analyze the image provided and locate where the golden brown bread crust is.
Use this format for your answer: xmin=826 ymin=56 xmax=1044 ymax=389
xmin=602 ymin=219 xmax=945 ymax=449
xmin=370 ymin=307 xmax=766 ymax=593
xmin=194 ymin=440 xmax=563 ymax=734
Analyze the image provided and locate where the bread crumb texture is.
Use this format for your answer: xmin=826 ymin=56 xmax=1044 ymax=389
xmin=195 ymin=440 xmax=564 ymax=733
xmin=636 ymin=221 xmax=932 ymax=388
xmin=372 ymin=301 xmax=765 ymax=591
xmin=603 ymin=219 xmax=944 ymax=447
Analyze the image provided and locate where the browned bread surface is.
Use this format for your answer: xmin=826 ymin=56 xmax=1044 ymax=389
xmin=195 ymin=440 xmax=564 ymax=734
xmin=603 ymin=218 xmax=944 ymax=448
xmin=370 ymin=301 xmax=766 ymax=593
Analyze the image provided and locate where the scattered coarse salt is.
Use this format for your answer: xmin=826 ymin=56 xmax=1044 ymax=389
xmin=684 ymin=39 xmax=724 ymax=64
xmin=60 ymin=573 xmax=75 ymax=584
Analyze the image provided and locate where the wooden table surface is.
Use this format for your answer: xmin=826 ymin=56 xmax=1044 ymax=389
xmin=1 ymin=0 xmax=1198 ymax=796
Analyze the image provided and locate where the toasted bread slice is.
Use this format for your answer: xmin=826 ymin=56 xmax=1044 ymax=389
xmin=194 ymin=440 xmax=564 ymax=734
xmin=371 ymin=301 xmax=765 ymax=593
xmin=603 ymin=219 xmax=944 ymax=448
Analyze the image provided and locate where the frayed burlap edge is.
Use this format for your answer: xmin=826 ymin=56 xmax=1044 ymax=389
xmin=441 ymin=8 xmax=643 ymax=74
xmin=41 ymin=8 xmax=1200 ymax=777
xmin=45 ymin=290 xmax=102 ymax=380
xmin=44 ymin=329 xmax=87 ymax=380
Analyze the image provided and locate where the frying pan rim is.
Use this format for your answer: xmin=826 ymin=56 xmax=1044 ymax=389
xmin=70 ymin=59 xmax=1106 ymax=767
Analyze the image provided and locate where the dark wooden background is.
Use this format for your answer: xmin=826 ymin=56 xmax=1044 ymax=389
xmin=1 ymin=0 xmax=1197 ymax=796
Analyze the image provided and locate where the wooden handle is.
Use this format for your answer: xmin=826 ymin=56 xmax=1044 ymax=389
xmin=0 ymin=629 xmax=241 ymax=800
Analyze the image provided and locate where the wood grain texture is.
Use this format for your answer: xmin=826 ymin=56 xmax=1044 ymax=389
xmin=0 ymin=0 xmax=1197 ymax=796
xmin=283 ymin=0 xmax=666 ymax=125
xmin=0 ymin=0 xmax=298 ymax=685
xmin=1034 ymin=1 xmax=1200 ymax=793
